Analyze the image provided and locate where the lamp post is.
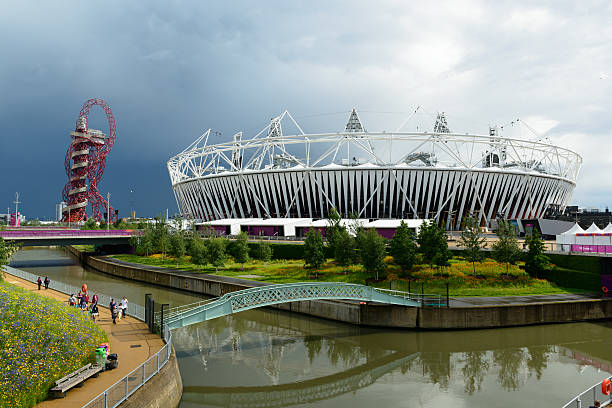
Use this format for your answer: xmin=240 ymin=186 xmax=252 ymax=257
xmin=107 ymin=192 xmax=111 ymax=231
xmin=68 ymin=207 xmax=71 ymax=229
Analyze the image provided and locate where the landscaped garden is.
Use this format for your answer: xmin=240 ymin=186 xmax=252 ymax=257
xmin=0 ymin=278 xmax=107 ymax=407
xmin=112 ymin=211 xmax=601 ymax=297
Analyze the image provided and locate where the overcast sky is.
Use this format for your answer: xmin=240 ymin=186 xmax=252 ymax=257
xmin=1 ymin=1 xmax=611 ymax=219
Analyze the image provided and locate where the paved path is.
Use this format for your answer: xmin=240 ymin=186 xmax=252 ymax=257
xmin=449 ymin=292 xmax=602 ymax=307
xmin=104 ymin=256 xmax=603 ymax=308
xmin=3 ymin=273 xmax=164 ymax=407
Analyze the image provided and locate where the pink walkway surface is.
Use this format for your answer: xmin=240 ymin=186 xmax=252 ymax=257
xmin=0 ymin=229 xmax=136 ymax=238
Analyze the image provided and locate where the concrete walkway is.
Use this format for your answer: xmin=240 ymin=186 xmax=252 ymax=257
xmin=449 ymin=292 xmax=602 ymax=307
xmin=2 ymin=273 xmax=164 ymax=408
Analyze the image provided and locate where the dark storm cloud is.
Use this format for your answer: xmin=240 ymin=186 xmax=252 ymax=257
xmin=1 ymin=1 xmax=612 ymax=218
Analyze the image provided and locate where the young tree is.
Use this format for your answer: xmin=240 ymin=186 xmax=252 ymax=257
xmin=491 ymin=219 xmax=521 ymax=273
xmin=141 ymin=236 xmax=154 ymax=257
xmin=206 ymin=237 xmax=227 ymax=272
xmin=256 ymin=242 xmax=272 ymax=264
xmin=334 ymin=228 xmax=355 ymax=273
xmin=233 ymin=232 xmax=250 ymax=270
xmin=190 ymin=236 xmax=208 ymax=271
xmin=417 ymin=220 xmax=448 ymax=271
xmin=152 ymin=217 xmax=169 ymax=255
xmin=459 ymin=215 xmax=487 ymax=275
xmin=433 ymin=246 xmax=452 ymax=272
xmin=169 ymin=233 xmax=186 ymax=266
xmin=347 ymin=211 xmax=363 ymax=237
xmin=390 ymin=220 xmax=417 ymax=274
xmin=325 ymin=207 xmax=343 ymax=254
xmin=358 ymin=228 xmax=387 ymax=281
xmin=524 ymin=230 xmax=549 ymax=278
xmin=172 ymin=214 xmax=183 ymax=233
xmin=135 ymin=226 xmax=155 ymax=256
xmin=304 ymin=229 xmax=325 ymax=271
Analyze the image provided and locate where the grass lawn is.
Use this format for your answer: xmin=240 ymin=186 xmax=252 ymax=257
xmin=110 ymin=253 xmax=596 ymax=297
xmin=71 ymin=245 xmax=95 ymax=252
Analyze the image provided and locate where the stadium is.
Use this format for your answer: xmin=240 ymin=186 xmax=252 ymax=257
xmin=167 ymin=110 xmax=581 ymax=231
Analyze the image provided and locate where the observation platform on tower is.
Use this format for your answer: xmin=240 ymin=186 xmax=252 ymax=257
xmin=0 ymin=229 xmax=136 ymax=246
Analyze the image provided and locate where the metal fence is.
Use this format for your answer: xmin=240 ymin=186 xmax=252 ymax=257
xmin=562 ymin=377 xmax=612 ymax=407
xmin=2 ymin=266 xmax=171 ymax=408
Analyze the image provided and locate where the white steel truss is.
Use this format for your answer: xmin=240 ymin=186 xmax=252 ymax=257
xmin=168 ymin=110 xmax=582 ymax=229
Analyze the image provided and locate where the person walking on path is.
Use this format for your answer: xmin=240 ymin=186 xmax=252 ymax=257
xmin=92 ymin=293 xmax=99 ymax=305
xmin=37 ymin=277 xmax=42 ymax=290
xmin=90 ymin=302 xmax=99 ymax=322
xmin=120 ymin=297 xmax=128 ymax=318
xmin=110 ymin=298 xmax=118 ymax=324
xmin=43 ymin=276 xmax=50 ymax=290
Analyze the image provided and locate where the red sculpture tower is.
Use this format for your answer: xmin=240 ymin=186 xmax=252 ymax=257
xmin=62 ymin=98 xmax=117 ymax=222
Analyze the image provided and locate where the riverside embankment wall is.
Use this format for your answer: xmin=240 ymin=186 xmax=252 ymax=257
xmin=67 ymin=246 xmax=612 ymax=330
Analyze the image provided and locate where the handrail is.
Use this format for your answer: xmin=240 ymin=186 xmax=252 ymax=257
xmin=0 ymin=229 xmax=137 ymax=238
xmin=561 ymin=376 xmax=612 ymax=408
xmin=1 ymin=266 xmax=169 ymax=408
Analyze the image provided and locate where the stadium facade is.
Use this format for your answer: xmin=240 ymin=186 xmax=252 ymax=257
xmin=167 ymin=110 xmax=581 ymax=230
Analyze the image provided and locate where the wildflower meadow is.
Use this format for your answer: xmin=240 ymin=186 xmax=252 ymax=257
xmin=0 ymin=282 xmax=107 ymax=407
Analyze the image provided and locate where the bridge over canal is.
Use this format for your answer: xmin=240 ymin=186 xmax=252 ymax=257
xmin=157 ymin=282 xmax=425 ymax=332
xmin=0 ymin=229 xmax=135 ymax=246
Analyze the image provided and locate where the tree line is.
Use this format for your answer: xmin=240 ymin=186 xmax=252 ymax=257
xmin=130 ymin=218 xmax=271 ymax=271
xmin=129 ymin=211 xmax=549 ymax=280
xmin=304 ymin=209 xmax=549 ymax=280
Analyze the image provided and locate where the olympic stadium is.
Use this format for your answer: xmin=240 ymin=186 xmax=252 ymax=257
xmin=167 ymin=110 xmax=581 ymax=231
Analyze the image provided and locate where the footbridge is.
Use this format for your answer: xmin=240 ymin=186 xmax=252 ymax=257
xmin=0 ymin=229 xmax=136 ymax=246
xmin=162 ymin=282 xmax=423 ymax=331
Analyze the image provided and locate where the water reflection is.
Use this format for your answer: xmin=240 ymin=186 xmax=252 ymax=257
xmin=176 ymin=312 xmax=612 ymax=408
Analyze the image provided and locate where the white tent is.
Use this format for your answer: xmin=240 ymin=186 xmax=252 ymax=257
xmin=603 ymin=223 xmax=612 ymax=233
xmin=585 ymin=223 xmax=602 ymax=233
xmin=556 ymin=223 xmax=584 ymax=251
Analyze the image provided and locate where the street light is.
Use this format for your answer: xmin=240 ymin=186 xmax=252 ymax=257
xmin=107 ymin=192 xmax=111 ymax=231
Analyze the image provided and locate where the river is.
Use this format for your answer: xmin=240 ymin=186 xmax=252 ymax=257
xmin=9 ymin=248 xmax=612 ymax=407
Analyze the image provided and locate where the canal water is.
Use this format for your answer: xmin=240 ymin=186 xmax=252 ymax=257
xmin=10 ymin=248 xmax=612 ymax=407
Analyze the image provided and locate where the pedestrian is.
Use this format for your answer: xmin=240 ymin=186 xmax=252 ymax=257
xmin=44 ymin=276 xmax=50 ymax=290
xmin=110 ymin=298 xmax=117 ymax=324
xmin=90 ymin=303 xmax=99 ymax=321
xmin=120 ymin=297 xmax=128 ymax=318
xmin=92 ymin=293 xmax=99 ymax=305
xmin=590 ymin=401 xmax=601 ymax=408
xmin=37 ymin=277 xmax=42 ymax=290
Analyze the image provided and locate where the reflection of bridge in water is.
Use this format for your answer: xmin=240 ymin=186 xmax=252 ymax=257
xmin=181 ymin=351 xmax=418 ymax=408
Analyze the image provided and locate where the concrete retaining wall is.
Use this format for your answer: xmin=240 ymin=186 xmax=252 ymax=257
xmin=68 ymin=247 xmax=612 ymax=329
xmin=119 ymin=349 xmax=182 ymax=408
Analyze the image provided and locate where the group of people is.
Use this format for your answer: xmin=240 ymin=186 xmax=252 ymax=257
xmin=36 ymin=276 xmax=50 ymax=290
xmin=66 ymin=283 xmax=129 ymax=324
xmin=68 ymin=283 xmax=101 ymax=321
xmin=109 ymin=297 xmax=129 ymax=324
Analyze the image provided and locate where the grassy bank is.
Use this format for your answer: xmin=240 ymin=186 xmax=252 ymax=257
xmin=110 ymin=253 xmax=595 ymax=296
xmin=0 ymin=280 xmax=107 ymax=407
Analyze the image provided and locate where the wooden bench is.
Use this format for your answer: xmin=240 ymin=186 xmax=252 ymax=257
xmin=50 ymin=363 xmax=104 ymax=398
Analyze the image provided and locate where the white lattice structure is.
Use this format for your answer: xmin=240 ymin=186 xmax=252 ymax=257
xmin=167 ymin=110 xmax=581 ymax=229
